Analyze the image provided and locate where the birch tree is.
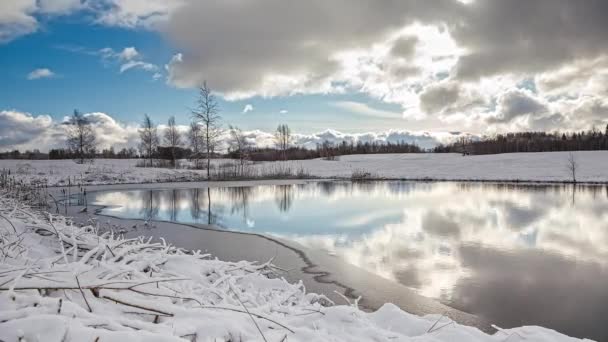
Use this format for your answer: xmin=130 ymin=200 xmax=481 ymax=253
xmin=228 ymin=125 xmax=252 ymax=175
xmin=163 ymin=116 xmax=182 ymax=167
xmin=191 ymin=82 xmax=222 ymax=178
xmin=274 ymin=124 xmax=291 ymax=161
xmin=188 ymin=122 xmax=204 ymax=168
xmin=66 ymin=110 xmax=97 ymax=164
xmin=139 ymin=114 xmax=159 ymax=167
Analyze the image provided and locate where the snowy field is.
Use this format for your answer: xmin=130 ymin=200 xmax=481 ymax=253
xmin=0 ymin=192 xmax=593 ymax=341
xmin=1 ymin=151 xmax=607 ymax=186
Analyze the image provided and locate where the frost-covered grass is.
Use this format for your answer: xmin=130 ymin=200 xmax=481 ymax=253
xmin=1 ymin=151 xmax=608 ymax=186
xmin=0 ymin=189 xmax=594 ymax=341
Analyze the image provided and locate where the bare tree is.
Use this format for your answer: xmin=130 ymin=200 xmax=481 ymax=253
xmin=164 ymin=116 xmax=182 ymax=167
xmin=139 ymin=114 xmax=159 ymax=167
xmin=66 ymin=109 xmax=97 ymax=164
xmin=228 ymin=125 xmax=252 ymax=175
xmin=274 ymin=124 xmax=291 ymax=161
xmin=191 ymin=82 xmax=222 ymax=178
xmin=188 ymin=122 xmax=204 ymax=168
xmin=566 ymin=152 xmax=578 ymax=183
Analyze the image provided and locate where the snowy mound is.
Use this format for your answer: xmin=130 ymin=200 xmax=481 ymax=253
xmin=0 ymin=195 xmax=593 ymax=341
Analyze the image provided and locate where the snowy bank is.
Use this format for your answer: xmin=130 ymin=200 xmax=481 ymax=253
xmin=0 ymin=191 xmax=594 ymax=341
xmin=1 ymin=151 xmax=608 ymax=186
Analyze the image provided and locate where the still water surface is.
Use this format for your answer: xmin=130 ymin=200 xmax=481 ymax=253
xmin=91 ymin=181 xmax=608 ymax=340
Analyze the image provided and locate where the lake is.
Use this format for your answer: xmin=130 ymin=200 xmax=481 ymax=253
xmin=89 ymin=181 xmax=608 ymax=340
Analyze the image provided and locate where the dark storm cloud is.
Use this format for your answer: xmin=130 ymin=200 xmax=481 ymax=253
xmin=487 ymin=89 xmax=548 ymax=123
xmin=164 ymin=0 xmax=462 ymax=94
xmin=452 ymin=0 xmax=608 ymax=79
xmin=390 ymin=36 xmax=419 ymax=59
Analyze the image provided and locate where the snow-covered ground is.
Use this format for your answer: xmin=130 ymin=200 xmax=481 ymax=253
xmin=0 ymin=151 xmax=607 ymax=186
xmin=0 ymin=192 xmax=593 ymax=341
xmin=298 ymin=151 xmax=608 ymax=182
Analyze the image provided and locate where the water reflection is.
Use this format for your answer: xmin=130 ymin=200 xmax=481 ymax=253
xmin=274 ymin=185 xmax=294 ymax=212
xmin=91 ymin=181 xmax=608 ymax=340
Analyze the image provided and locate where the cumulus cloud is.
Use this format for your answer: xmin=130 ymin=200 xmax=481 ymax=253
xmin=83 ymin=112 xmax=140 ymax=149
xmin=118 ymin=46 xmax=139 ymax=60
xmin=0 ymin=110 xmax=139 ymax=152
xmin=487 ymin=89 xmax=548 ymax=124
xmin=0 ymin=0 xmax=37 ymax=43
xmin=0 ymin=110 xmax=57 ymax=150
xmin=0 ymin=0 xmax=84 ymax=42
xmin=26 ymin=68 xmax=55 ymax=80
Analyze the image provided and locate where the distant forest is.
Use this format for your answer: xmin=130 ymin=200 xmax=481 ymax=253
xmin=0 ymin=140 xmax=422 ymax=161
xmin=434 ymin=126 xmax=608 ymax=155
xmin=2 ymin=127 xmax=608 ymax=161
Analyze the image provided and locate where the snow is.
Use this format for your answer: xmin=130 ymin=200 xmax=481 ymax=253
xmin=295 ymin=151 xmax=608 ymax=182
xmin=1 ymin=151 xmax=607 ymax=186
xmin=0 ymin=188 xmax=596 ymax=341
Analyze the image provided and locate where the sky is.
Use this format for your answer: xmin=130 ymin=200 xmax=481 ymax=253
xmin=1 ymin=0 xmax=608 ymax=152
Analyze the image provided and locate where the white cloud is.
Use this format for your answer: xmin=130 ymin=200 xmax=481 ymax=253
xmin=98 ymin=46 xmax=159 ymax=75
xmin=242 ymin=104 xmax=254 ymax=114
xmin=0 ymin=110 xmax=140 ymax=152
xmin=26 ymin=68 xmax=55 ymax=80
xmin=119 ymin=60 xmax=158 ymax=73
xmin=0 ymin=110 xmax=60 ymax=151
xmin=37 ymin=0 xmax=83 ymax=15
xmin=95 ymin=0 xmax=184 ymax=28
xmin=0 ymin=0 xmax=37 ymax=43
xmin=118 ymin=46 xmax=139 ymax=61
xmin=279 ymin=110 xmax=288 ymax=114
xmin=84 ymin=112 xmax=140 ymax=149
xmin=0 ymin=0 xmax=84 ymax=43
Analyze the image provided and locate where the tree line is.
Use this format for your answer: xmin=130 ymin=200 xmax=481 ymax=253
xmin=433 ymin=127 xmax=608 ymax=155
xmin=3 ymin=81 xmax=607 ymax=162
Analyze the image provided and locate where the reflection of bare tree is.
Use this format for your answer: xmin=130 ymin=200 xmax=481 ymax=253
xmin=571 ymin=183 xmax=576 ymax=206
xmin=190 ymin=188 xmax=201 ymax=220
xmin=186 ymin=188 xmax=224 ymax=226
xmin=318 ymin=181 xmax=337 ymax=196
xmin=206 ymin=188 xmax=225 ymax=225
xmin=170 ymin=189 xmax=178 ymax=221
xmin=352 ymin=180 xmax=378 ymax=193
xmin=274 ymin=185 xmax=294 ymax=212
xmin=225 ymin=187 xmax=253 ymax=219
xmin=140 ymin=190 xmax=160 ymax=221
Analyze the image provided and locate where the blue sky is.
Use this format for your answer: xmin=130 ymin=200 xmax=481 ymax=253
xmin=1 ymin=1 xmax=606 ymax=151
xmin=0 ymin=13 xmax=412 ymax=134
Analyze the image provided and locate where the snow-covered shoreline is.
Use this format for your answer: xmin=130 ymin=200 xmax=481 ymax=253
xmin=1 ymin=151 xmax=608 ymax=186
xmin=0 ymin=189 xmax=595 ymax=341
